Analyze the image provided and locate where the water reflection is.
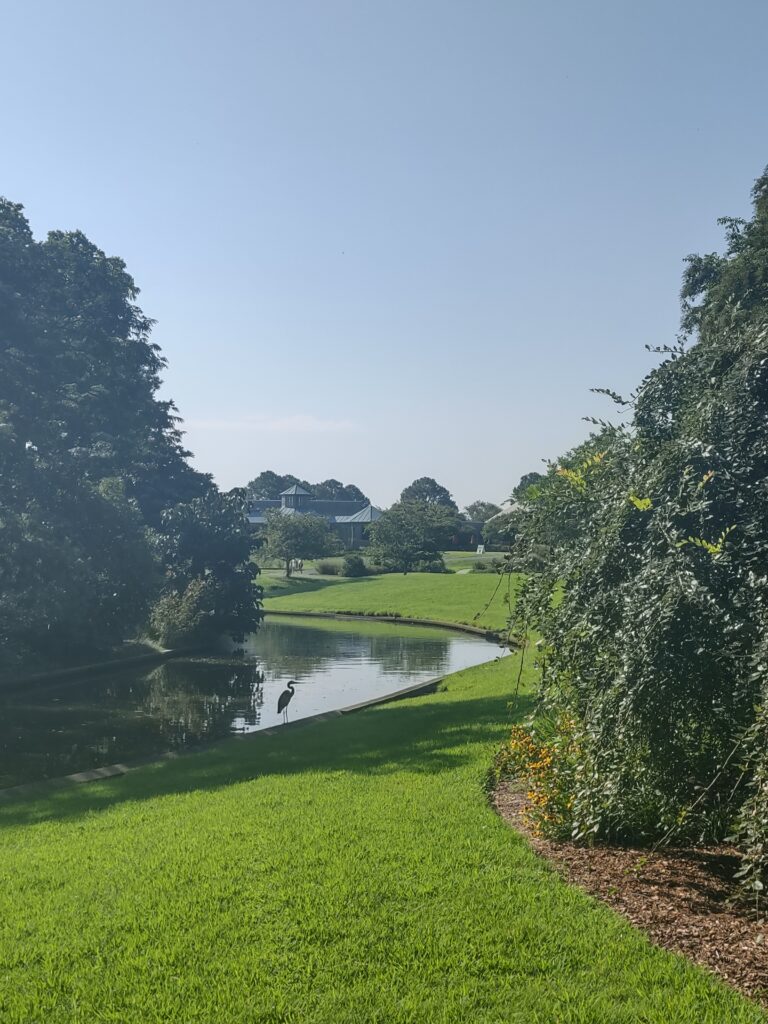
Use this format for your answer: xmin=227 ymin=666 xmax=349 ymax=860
xmin=0 ymin=617 xmax=501 ymax=788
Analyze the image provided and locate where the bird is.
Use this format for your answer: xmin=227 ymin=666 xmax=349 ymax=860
xmin=277 ymin=681 xmax=296 ymax=723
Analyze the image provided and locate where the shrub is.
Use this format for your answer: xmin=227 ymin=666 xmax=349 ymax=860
xmin=492 ymin=718 xmax=579 ymax=840
xmin=341 ymin=554 xmax=367 ymax=577
xmin=148 ymin=579 xmax=210 ymax=647
xmin=412 ymin=555 xmax=446 ymax=573
xmin=316 ymin=560 xmax=340 ymax=575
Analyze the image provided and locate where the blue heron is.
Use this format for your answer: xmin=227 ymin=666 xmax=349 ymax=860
xmin=277 ymin=681 xmax=296 ymax=723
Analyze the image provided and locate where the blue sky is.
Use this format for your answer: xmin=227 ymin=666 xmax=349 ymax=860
xmin=3 ymin=0 xmax=767 ymax=507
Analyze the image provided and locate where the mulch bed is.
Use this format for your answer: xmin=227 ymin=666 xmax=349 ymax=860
xmin=492 ymin=781 xmax=768 ymax=1004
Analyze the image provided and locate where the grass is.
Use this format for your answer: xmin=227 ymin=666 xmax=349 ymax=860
xmin=262 ymin=572 xmax=521 ymax=631
xmin=0 ymin=654 xmax=762 ymax=1023
xmin=442 ymin=549 xmax=504 ymax=571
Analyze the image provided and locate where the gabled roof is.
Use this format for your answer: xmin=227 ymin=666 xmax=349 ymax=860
xmin=333 ymin=504 xmax=382 ymax=524
xmin=280 ymin=484 xmax=312 ymax=496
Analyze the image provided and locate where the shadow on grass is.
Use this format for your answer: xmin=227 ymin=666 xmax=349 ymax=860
xmin=0 ymin=686 xmax=534 ymax=829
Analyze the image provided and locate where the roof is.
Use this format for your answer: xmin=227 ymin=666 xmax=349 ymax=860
xmin=280 ymin=484 xmax=312 ymax=496
xmin=333 ymin=505 xmax=382 ymax=524
xmin=247 ymin=502 xmax=382 ymax=527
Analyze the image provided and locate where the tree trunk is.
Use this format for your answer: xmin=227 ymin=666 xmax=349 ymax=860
xmin=285 ymin=558 xmax=292 ymax=578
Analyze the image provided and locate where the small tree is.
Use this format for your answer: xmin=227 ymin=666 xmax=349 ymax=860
xmin=264 ymin=511 xmax=339 ymax=576
xmin=400 ymin=476 xmax=458 ymax=511
xmin=369 ymin=501 xmax=458 ymax=573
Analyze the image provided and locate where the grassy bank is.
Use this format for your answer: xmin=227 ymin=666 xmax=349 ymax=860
xmin=262 ymin=571 xmax=521 ymax=631
xmin=0 ymin=654 xmax=762 ymax=1022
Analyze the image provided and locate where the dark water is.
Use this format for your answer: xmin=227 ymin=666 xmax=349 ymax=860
xmin=0 ymin=617 xmax=504 ymax=789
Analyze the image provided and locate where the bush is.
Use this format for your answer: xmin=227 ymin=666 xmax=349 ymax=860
xmin=341 ymin=554 xmax=367 ymax=577
xmin=148 ymin=579 xmax=210 ymax=647
xmin=316 ymin=560 xmax=340 ymax=575
xmin=412 ymin=556 xmax=446 ymax=573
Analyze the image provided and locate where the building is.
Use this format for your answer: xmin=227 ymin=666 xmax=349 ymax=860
xmin=247 ymin=485 xmax=382 ymax=549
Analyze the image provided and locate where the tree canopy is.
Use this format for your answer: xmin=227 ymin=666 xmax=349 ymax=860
xmin=399 ymin=477 xmax=458 ymax=511
xmin=264 ymin=511 xmax=339 ymax=576
xmin=246 ymin=471 xmax=368 ymax=503
xmin=369 ymin=501 xmax=458 ymax=573
xmin=0 ymin=198 xmax=260 ymax=663
xmin=464 ymin=500 xmax=501 ymax=523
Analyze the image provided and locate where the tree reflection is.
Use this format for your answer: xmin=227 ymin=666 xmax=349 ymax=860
xmin=244 ymin=620 xmax=451 ymax=680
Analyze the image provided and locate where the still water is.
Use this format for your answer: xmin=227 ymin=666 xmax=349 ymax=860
xmin=0 ymin=616 xmax=503 ymax=789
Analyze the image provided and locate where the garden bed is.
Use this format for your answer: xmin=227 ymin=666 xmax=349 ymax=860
xmin=493 ymin=781 xmax=768 ymax=1005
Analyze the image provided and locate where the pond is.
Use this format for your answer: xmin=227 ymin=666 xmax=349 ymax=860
xmin=0 ymin=616 xmax=505 ymax=789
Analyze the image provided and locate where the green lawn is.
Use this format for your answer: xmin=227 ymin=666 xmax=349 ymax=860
xmin=262 ymin=571 xmax=521 ymax=631
xmin=0 ymin=655 xmax=760 ymax=1023
xmin=442 ymin=549 xmax=504 ymax=571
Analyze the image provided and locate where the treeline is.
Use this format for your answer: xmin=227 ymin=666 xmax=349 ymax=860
xmin=501 ymin=168 xmax=768 ymax=892
xmin=247 ymin=471 xmax=368 ymax=503
xmin=0 ymin=200 xmax=260 ymax=666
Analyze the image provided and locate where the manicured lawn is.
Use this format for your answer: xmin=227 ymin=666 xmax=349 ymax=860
xmin=442 ymin=549 xmax=504 ymax=571
xmin=0 ymin=655 xmax=761 ymax=1023
xmin=262 ymin=571 xmax=521 ymax=631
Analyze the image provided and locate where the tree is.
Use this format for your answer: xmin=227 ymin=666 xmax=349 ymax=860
xmin=312 ymin=479 xmax=369 ymax=502
xmin=151 ymin=488 xmax=261 ymax=643
xmin=247 ymin=473 xmax=369 ymax=503
xmin=511 ymin=471 xmax=544 ymax=503
xmin=464 ymin=501 xmax=501 ymax=523
xmin=368 ymin=501 xmax=458 ymax=573
xmin=246 ymin=471 xmax=310 ymax=499
xmin=0 ymin=198 xmax=260 ymax=662
xmin=399 ymin=477 xmax=458 ymax=511
xmin=263 ymin=511 xmax=339 ymax=577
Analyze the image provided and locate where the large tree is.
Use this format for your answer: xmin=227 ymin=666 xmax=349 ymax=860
xmin=312 ymin=479 xmax=369 ymax=502
xmin=464 ymin=500 xmax=501 ymax=523
xmin=399 ymin=476 xmax=458 ymax=511
xmin=369 ymin=501 xmax=458 ymax=573
xmin=0 ymin=198 xmax=260 ymax=662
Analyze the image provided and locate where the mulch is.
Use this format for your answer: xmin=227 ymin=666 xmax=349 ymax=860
xmin=492 ymin=781 xmax=768 ymax=1005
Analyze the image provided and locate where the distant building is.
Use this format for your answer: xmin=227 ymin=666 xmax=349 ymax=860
xmin=247 ymin=485 xmax=382 ymax=549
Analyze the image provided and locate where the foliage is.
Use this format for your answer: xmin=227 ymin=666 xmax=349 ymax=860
xmin=246 ymin=471 xmax=368 ymax=502
xmin=482 ymin=509 xmax=517 ymax=549
xmin=511 ymin=471 xmax=545 ymax=502
xmin=464 ymin=500 xmax=501 ymax=523
xmin=150 ymin=488 xmax=261 ymax=644
xmin=312 ymin=478 xmax=368 ymax=502
xmin=263 ymin=510 xmax=339 ymax=576
xmin=369 ymin=500 xmax=458 ymax=573
xmin=316 ymin=559 xmax=340 ymax=575
xmin=505 ymin=168 xmax=768 ymax=888
xmin=0 ymin=198 xmax=260 ymax=662
xmin=148 ymin=578 xmax=211 ymax=647
xmin=246 ymin=470 xmax=310 ymax=499
xmin=341 ymin=553 xmax=368 ymax=577
xmin=491 ymin=719 xmax=580 ymax=840
xmin=399 ymin=476 xmax=458 ymax=510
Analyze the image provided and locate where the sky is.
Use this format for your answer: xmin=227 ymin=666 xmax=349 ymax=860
xmin=3 ymin=1 xmax=767 ymax=508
